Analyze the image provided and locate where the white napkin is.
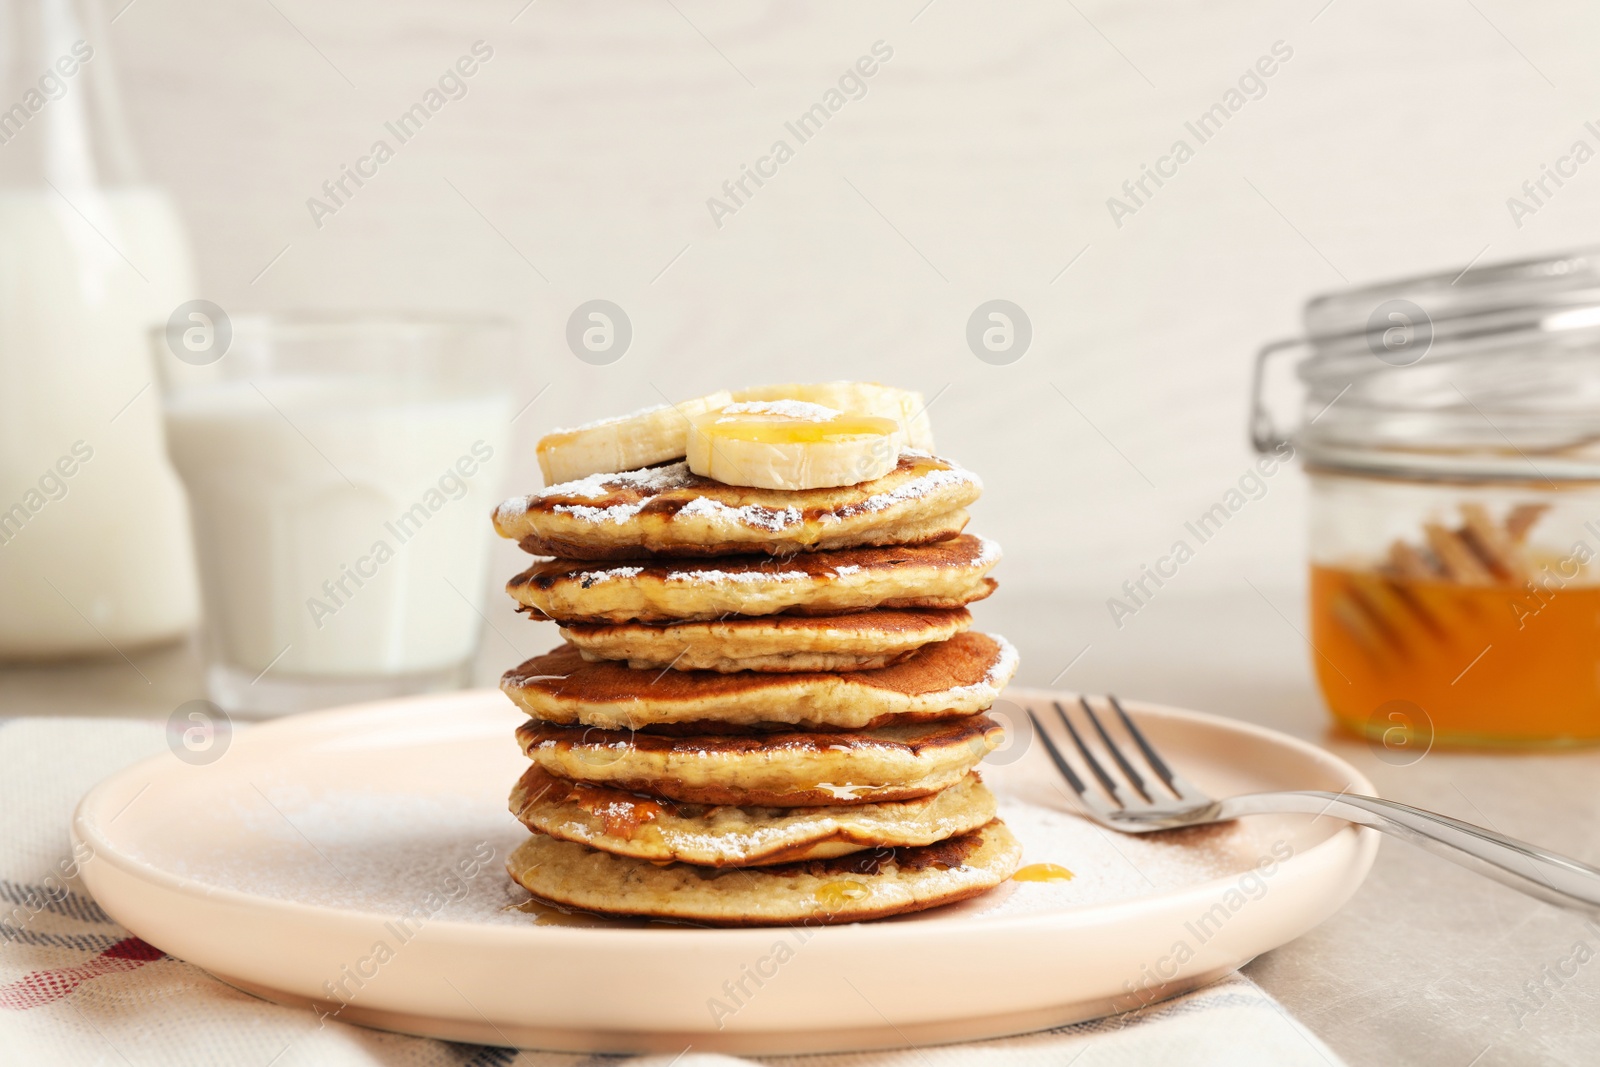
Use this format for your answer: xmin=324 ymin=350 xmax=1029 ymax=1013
xmin=0 ymin=717 xmax=1344 ymax=1067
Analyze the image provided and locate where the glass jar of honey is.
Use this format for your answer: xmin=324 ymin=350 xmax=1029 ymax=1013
xmin=1252 ymin=248 xmax=1600 ymax=747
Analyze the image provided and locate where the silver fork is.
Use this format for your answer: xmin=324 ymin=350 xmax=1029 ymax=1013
xmin=1027 ymin=696 xmax=1600 ymax=913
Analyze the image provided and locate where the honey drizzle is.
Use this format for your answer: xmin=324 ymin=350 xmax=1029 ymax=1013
xmin=702 ymin=412 xmax=899 ymax=445
xmin=812 ymin=879 xmax=870 ymax=910
xmin=504 ymin=899 xmax=599 ymax=926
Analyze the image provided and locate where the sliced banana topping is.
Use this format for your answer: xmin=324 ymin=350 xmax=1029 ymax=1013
xmin=686 ymin=400 xmax=903 ymax=490
xmin=730 ymin=381 xmax=934 ymax=452
xmin=536 ymin=383 xmax=935 ymax=488
xmin=536 ymin=390 xmax=731 ymax=485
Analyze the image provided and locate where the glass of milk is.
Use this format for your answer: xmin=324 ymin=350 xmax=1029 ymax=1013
xmin=158 ymin=316 xmax=516 ymax=716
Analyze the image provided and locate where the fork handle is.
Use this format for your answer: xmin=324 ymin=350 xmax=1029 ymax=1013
xmin=1219 ymin=790 xmax=1600 ymax=912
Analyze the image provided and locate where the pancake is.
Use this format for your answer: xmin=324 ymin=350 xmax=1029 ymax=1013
xmin=501 ymin=631 xmax=1018 ymax=730
xmin=515 ymin=714 xmax=1003 ymax=806
xmin=560 ymin=607 xmax=971 ymax=673
xmin=505 ymin=819 xmax=1021 ymax=926
xmin=508 ymin=766 xmax=996 ymax=867
xmin=492 ymin=452 xmax=980 ymax=560
xmin=508 ymin=534 xmax=1000 ymax=624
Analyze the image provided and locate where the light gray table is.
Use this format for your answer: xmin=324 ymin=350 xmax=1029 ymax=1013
xmin=6 ymin=586 xmax=1596 ymax=1067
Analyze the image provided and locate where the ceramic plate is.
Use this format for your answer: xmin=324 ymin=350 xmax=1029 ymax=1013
xmin=73 ymin=686 xmax=1377 ymax=1054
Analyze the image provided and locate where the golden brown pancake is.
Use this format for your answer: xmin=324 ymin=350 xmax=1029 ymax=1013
xmin=501 ymin=631 xmax=1018 ymax=730
xmin=508 ymin=534 xmax=1000 ymax=624
xmin=514 ymin=714 xmax=1003 ymax=806
xmin=560 ymin=607 xmax=971 ymax=672
xmin=508 ymin=766 xmax=997 ymax=867
xmin=491 ymin=452 xmax=980 ymax=560
xmin=505 ymin=819 xmax=1021 ymax=926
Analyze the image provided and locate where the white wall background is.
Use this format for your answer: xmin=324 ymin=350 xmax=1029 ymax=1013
xmin=109 ymin=0 xmax=1600 ymax=611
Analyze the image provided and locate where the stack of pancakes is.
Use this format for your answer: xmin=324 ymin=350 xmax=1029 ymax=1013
xmin=491 ymin=449 xmax=1022 ymax=925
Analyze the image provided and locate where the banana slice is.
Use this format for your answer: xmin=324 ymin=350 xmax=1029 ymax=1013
xmin=536 ymin=390 xmax=731 ymax=485
xmin=686 ymin=400 xmax=903 ymax=490
xmin=730 ymin=382 xmax=935 ymax=452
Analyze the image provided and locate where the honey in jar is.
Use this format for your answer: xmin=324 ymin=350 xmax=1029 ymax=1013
xmin=1311 ymin=515 xmax=1600 ymax=746
xmin=1249 ymin=246 xmax=1600 ymax=747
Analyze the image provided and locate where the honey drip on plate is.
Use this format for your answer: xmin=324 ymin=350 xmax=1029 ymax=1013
xmin=813 ymin=879 xmax=870 ymax=910
xmin=1012 ymin=863 xmax=1074 ymax=883
xmin=504 ymin=899 xmax=598 ymax=926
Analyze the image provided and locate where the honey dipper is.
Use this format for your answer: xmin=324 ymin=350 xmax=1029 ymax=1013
xmin=1329 ymin=503 xmax=1548 ymax=669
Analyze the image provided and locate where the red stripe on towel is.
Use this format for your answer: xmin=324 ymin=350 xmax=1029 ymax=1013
xmin=0 ymin=937 xmax=165 ymax=1010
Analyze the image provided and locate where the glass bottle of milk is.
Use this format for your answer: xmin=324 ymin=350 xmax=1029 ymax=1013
xmin=0 ymin=0 xmax=200 ymax=656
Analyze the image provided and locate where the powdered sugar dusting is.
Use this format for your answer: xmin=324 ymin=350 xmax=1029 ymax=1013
xmin=140 ymin=765 xmax=1289 ymax=929
xmin=540 ymin=462 xmax=696 ymax=501
xmin=494 ymin=497 xmax=529 ymax=523
xmin=718 ymin=400 xmax=841 ymax=421
xmin=119 ymin=700 xmax=1317 ymax=933
xmin=937 ymin=633 xmax=1019 ymax=707
xmin=663 ymin=568 xmax=809 ymax=585
xmin=141 ymin=785 xmax=535 ymax=923
xmin=553 ymin=502 xmax=647 ymax=525
xmin=839 ymin=465 xmax=980 ymax=517
xmin=676 ymin=496 xmax=802 ymax=532
xmin=575 ymin=566 xmax=643 ymax=586
xmin=986 ymin=633 xmax=1020 ymax=686
xmin=962 ymin=795 xmax=1287 ymax=920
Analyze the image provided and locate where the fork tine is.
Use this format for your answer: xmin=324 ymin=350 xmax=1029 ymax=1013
xmin=1107 ymin=694 xmax=1207 ymax=802
xmin=1026 ymin=709 xmax=1088 ymax=796
xmin=1080 ymin=696 xmax=1152 ymax=802
xmin=1028 ymin=708 xmax=1119 ymax=822
xmin=1028 ymin=699 xmax=1216 ymax=832
xmin=1052 ymin=700 xmax=1129 ymax=807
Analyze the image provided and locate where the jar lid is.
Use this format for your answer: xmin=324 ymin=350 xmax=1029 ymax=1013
xmin=1251 ymin=246 xmax=1600 ymax=482
xmin=1302 ymin=246 xmax=1600 ymax=351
